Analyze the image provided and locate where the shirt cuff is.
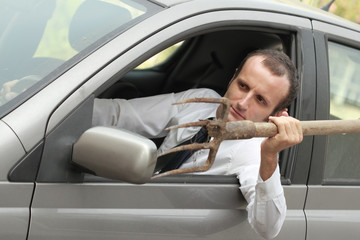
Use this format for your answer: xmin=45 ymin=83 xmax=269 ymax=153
xmin=256 ymin=165 xmax=283 ymax=201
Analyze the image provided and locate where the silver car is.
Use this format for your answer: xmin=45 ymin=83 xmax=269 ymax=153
xmin=1 ymin=0 xmax=360 ymax=239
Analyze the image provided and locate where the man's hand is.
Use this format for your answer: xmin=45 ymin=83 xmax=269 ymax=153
xmin=0 ymin=79 xmax=19 ymax=104
xmin=260 ymin=111 xmax=303 ymax=181
xmin=0 ymin=75 xmax=40 ymax=105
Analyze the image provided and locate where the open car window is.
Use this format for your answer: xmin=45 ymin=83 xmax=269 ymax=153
xmin=95 ymin=28 xmax=298 ymax=183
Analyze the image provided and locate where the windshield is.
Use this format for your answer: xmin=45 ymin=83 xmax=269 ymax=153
xmin=0 ymin=0 xmax=149 ymax=109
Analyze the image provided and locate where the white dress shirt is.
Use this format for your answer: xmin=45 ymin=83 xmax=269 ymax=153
xmin=93 ymin=88 xmax=286 ymax=239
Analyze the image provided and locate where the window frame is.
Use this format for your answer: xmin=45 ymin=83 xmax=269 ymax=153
xmin=90 ymin=29 xmax=312 ymax=186
xmin=308 ymin=23 xmax=360 ymax=185
xmin=324 ymin=40 xmax=360 ymax=185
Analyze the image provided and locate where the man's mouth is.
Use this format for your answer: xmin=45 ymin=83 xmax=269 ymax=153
xmin=230 ymin=106 xmax=245 ymax=120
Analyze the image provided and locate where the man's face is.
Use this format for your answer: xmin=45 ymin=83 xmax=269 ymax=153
xmin=218 ymin=55 xmax=290 ymax=122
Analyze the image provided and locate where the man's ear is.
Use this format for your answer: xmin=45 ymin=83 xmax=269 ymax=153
xmin=274 ymin=108 xmax=289 ymax=117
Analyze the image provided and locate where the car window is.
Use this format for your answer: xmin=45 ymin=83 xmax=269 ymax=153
xmin=135 ymin=41 xmax=184 ymax=69
xmin=324 ymin=41 xmax=360 ymax=184
xmin=0 ymin=0 xmax=149 ymax=112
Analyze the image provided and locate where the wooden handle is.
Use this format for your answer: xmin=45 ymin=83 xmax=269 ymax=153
xmin=255 ymin=119 xmax=360 ymax=138
xmin=225 ymin=119 xmax=360 ymax=139
xmin=301 ymin=119 xmax=360 ymax=135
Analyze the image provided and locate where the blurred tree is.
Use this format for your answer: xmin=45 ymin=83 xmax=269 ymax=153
xmin=301 ymin=0 xmax=360 ymax=24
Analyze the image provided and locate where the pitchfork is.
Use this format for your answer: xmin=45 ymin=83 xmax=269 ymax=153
xmin=151 ymin=97 xmax=360 ymax=179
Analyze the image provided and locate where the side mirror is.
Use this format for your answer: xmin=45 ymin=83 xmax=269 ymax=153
xmin=72 ymin=127 xmax=157 ymax=184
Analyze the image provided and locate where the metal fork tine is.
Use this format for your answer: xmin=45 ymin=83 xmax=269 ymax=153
xmin=157 ymin=142 xmax=211 ymax=157
xmin=173 ymin=97 xmax=229 ymax=105
xmin=165 ymin=120 xmax=208 ymax=130
xmin=172 ymin=97 xmax=230 ymax=121
xmin=152 ymin=97 xmax=231 ymax=179
xmin=152 ymin=140 xmax=220 ymax=179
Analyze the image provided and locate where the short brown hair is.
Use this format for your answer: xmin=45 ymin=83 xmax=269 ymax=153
xmin=234 ymin=49 xmax=299 ymax=114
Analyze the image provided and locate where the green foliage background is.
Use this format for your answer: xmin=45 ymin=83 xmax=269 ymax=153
xmin=301 ymin=0 xmax=360 ymax=24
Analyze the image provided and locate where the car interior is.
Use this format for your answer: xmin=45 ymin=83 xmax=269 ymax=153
xmin=99 ymin=29 xmax=294 ymax=100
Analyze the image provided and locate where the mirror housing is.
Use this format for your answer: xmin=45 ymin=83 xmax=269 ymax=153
xmin=72 ymin=127 xmax=157 ymax=184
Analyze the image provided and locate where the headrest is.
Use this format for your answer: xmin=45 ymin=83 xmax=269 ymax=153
xmin=0 ymin=0 xmax=56 ymax=79
xmin=69 ymin=0 xmax=132 ymax=52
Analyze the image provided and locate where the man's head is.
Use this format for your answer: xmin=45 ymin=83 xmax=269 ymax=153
xmin=217 ymin=49 xmax=299 ymax=122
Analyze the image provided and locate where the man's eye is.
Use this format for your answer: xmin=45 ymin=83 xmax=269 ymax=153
xmin=257 ymin=96 xmax=266 ymax=104
xmin=239 ymin=83 xmax=247 ymax=89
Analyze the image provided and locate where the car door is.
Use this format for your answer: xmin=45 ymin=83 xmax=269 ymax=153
xmin=305 ymin=21 xmax=360 ymax=240
xmin=0 ymin=121 xmax=32 ymax=240
xmin=0 ymin=1 xmax=161 ymax=240
xmin=27 ymin=3 xmax=314 ymax=240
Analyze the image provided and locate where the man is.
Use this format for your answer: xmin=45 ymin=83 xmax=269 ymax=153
xmin=93 ymin=49 xmax=303 ymax=239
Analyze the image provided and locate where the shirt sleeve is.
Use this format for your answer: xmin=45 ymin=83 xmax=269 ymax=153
xmin=239 ymin=164 xmax=286 ymax=240
xmin=92 ymin=88 xmax=220 ymax=138
xmin=93 ymin=93 xmax=179 ymax=138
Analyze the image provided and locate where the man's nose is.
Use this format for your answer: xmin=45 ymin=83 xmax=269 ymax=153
xmin=237 ymin=94 xmax=251 ymax=110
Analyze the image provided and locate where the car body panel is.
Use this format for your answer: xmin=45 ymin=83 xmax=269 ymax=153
xmin=29 ymin=182 xmax=306 ymax=240
xmin=155 ymin=0 xmax=360 ymax=32
xmin=0 ymin=120 xmax=25 ymax=179
xmin=313 ymin=20 xmax=360 ymax=39
xmin=0 ymin=182 xmax=34 ymax=240
xmin=306 ymin=186 xmax=360 ymax=240
xmin=0 ymin=110 xmax=32 ymax=240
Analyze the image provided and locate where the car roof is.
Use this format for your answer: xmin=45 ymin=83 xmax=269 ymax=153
xmin=152 ymin=0 xmax=360 ymax=33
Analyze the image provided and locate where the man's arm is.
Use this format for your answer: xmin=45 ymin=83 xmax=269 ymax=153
xmin=246 ymin=114 xmax=303 ymax=239
xmin=244 ymin=165 xmax=286 ymax=240
xmin=92 ymin=88 xmax=221 ymax=138
xmin=260 ymin=113 xmax=303 ymax=181
xmin=92 ymin=94 xmax=180 ymax=138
